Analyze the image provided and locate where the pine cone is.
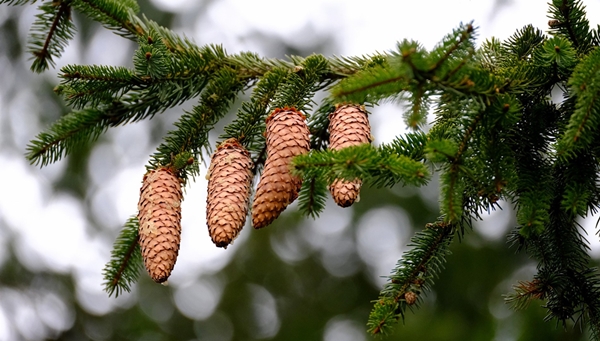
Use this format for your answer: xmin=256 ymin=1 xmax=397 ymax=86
xmin=328 ymin=104 xmax=372 ymax=207
xmin=252 ymin=108 xmax=310 ymax=229
xmin=206 ymin=138 xmax=253 ymax=248
xmin=404 ymin=291 xmax=418 ymax=305
xmin=137 ymin=167 xmax=183 ymax=283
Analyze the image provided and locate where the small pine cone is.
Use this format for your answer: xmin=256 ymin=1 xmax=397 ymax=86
xmin=404 ymin=291 xmax=418 ymax=305
xmin=328 ymin=104 xmax=372 ymax=207
xmin=137 ymin=167 xmax=183 ymax=283
xmin=252 ymin=108 xmax=310 ymax=229
xmin=206 ymin=138 xmax=253 ymax=248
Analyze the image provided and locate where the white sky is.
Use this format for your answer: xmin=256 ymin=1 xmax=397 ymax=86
xmin=2 ymin=0 xmax=600 ymax=339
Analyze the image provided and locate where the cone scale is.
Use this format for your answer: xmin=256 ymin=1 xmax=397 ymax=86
xmin=137 ymin=167 xmax=183 ymax=283
xmin=206 ymin=138 xmax=253 ymax=248
xmin=252 ymin=108 xmax=310 ymax=229
xmin=328 ymin=104 xmax=372 ymax=207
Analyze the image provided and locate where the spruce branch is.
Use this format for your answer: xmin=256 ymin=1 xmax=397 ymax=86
xmin=307 ymin=99 xmax=336 ymax=151
xmin=102 ymin=216 xmax=143 ymax=297
xmin=427 ymin=22 xmax=475 ymax=74
xmin=220 ymin=68 xmax=289 ymax=155
xmin=507 ymin=153 xmax=600 ymax=334
xmin=148 ymin=67 xmax=247 ymax=178
xmin=534 ymin=36 xmax=577 ymax=80
xmin=28 ymin=72 xmax=208 ymax=166
xmin=557 ymin=48 xmax=600 ymax=157
xmin=271 ymin=54 xmax=331 ymax=112
xmin=133 ymin=33 xmax=171 ymax=79
xmin=430 ymin=106 xmax=484 ymax=224
xmin=26 ymin=108 xmax=108 ymax=166
xmin=29 ymin=44 xmax=230 ymax=166
xmin=291 ymin=144 xmax=429 ymax=189
xmin=505 ymin=279 xmax=547 ymax=310
xmin=28 ymin=0 xmax=75 ymax=73
xmin=71 ymin=0 xmax=141 ymax=39
xmin=56 ymin=64 xmax=137 ymax=109
xmin=382 ymin=131 xmax=428 ymax=161
xmin=297 ymin=177 xmax=328 ymax=218
xmin=368 ymin=220 xmax=456 ymax=335
xmin=503 ymin=25 xmax=546 ymax=61
xmin=331 ymin=22 xmax=476 ymax=104
xmin=405 ymin=85 xmax=429 ymax=129
xmin=330 ymin=52 xmax=411 ymax=104
xmin=548 ymin=0 xmax=594 ymax=54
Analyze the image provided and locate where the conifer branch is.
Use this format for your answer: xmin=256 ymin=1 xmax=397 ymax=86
xmin=220 ymin=68 xmax=289 ymax=154
xmin=271 ymin=55 xmax=331 ymax=112
xmin=368 ymin=220 xmax=456 ymax=335
xmin=103 ymin=216 xmax=143 ymax=297
xmin=307 ymin=100 xmax=336 ymax=151
xmin=427 ymin=22 xmax=475 ymax=73
xmin=548 ymin=0 xmax=593 ymax=54
xmin=534 ymin=36 xmax=577 ymax=80
xmin=71 ymin=0 xmax=141 ymax=39
xmin=383 ymin=132 xmax=428 ymax=161
xmin=331 ymin=23 xmax=476 ymax=104
xmin=292 ymin=144 xmax=429 ymax=188
xmin=148 ymin=67 xmax=247 ymax=178
xmin=558 ymin=48 xmax=600 ymax=157
xmin=26 ymin=108 xmax=108 ymax=166
xmin=405 ymin=85 xmax=428 ymax=129
xmin=29 ymin=44 xmax=230 ymax=166
xmin=297 ymin=177 xmax=328 ymax=218
xmin=330 ymin=55 xmax=411 ymax=104
xmin=56 ymin=64 xmax=137 ymax=109
xmin=28 ymin=1 xmax=75 ymax=73
xmin=505 ymin=279 xmax=547 ymax=310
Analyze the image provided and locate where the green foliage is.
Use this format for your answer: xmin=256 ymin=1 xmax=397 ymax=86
xmin=102 ymin=216 xmax=143 ymax=297
xmin=26 ymin=108 xmax=109 ymax=166
xmin=548 ymin=0 xmax=595 ymax=54
xmin=291 ymin=144 xmax=429 ymax=189
xmin=297 ymin=177 xmax=328 ymax=218
xmin=28 ymin=1 xmax=75 ymax=73
xmin=367 ymin=220 xmax=456 ymax=335
xmin=221 ymin=68 xmax=288 ymax=156
xmin=271 ymin=54 xmax=331 ymax=112
xmin=558 ymin=47 xmax=600 ymax=157
xmin=70 ymin=0 xmax=140 ymax=39
xmin=56 ymin=64 xmax=137 ymax=109
xmin=7 ymin=0 xmax=600 ymax=338
xmin=148 ymin=67 xmax=246 ymax=179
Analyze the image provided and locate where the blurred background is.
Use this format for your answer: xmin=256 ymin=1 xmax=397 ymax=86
xmin=1 ymin=0 xmax=600 ymax=340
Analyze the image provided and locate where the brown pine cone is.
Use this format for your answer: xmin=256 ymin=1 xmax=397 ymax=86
xmin=137 ymin=167 xmax=183 ymax=283
xmin=404 ymin=291 xmax=418 ymax=305
xmin=252 ymin=108 xmax=310 ymax=229
xmin=206 ymin=138 xmax=253 ymax=248
xmin=328 ymin=104 xmax=372 ymax=207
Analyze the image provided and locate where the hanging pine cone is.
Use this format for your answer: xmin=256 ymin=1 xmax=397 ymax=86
xmin=206 ymin=138 xmax=253 ymax=248
xmin=328 ymin=104 xmax=372 ymax=207
xmin=137 ymin=167 xmax=183 ymax=283
xmin=252 ymin=108 xmax=310 ymax=229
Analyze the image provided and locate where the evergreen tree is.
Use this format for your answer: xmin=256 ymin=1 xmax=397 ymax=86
xmin=3 ymin=0 xmax=600 ymax=338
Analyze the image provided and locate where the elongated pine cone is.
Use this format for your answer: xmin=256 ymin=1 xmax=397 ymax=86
xmin=252 ymin=108 xmax=310 ymax=229
xmin=206 ymin=138 xmax=253 ymax=248
xmin=328 ymin=104 xmax=372 ymax=207
xmin=137 ymin=167 xmax=183 ymax=283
